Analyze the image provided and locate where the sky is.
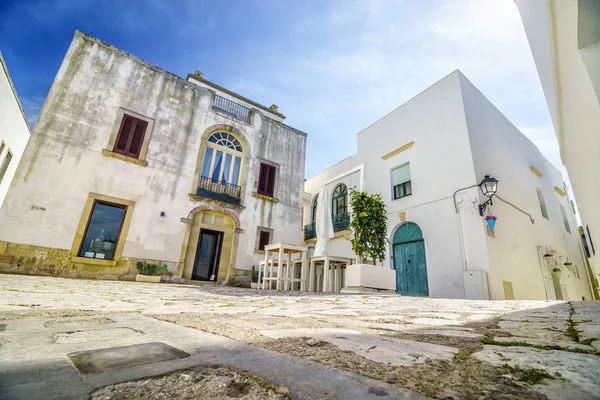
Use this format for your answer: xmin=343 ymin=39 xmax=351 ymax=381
xmin=0 ymin=0 xmax=569 ymax=198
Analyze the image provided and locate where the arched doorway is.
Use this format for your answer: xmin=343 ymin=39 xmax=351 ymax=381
xmin=392 ymin=222 xmax=429 ymax=296
xmin=182 ymin=209 xmax=237 ymax=283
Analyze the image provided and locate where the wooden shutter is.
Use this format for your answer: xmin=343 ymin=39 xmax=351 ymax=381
xmin=265 ymin=165 xmax=276 ymax=197
xmin=113 ymin=115 xmax=147 ymax=158
xmin=258 ymin=163 xmax=269 ymax=195
xmin=258 ymin=231 xmax=270 ymax=251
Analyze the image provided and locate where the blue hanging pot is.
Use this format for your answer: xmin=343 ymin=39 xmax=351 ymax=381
xmin=485 ymin=215 xmax=497 ymax=231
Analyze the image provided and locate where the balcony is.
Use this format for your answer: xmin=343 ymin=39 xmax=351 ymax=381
xmin=304 ymin=222 xmax=316 ymax=241
xmin=196 ymin=176 xmax=242 ymax=206
xmin=213 ymin=95 xmax=251 ymax=124
xmin=333 ymin=211 xmax=350 ymax=232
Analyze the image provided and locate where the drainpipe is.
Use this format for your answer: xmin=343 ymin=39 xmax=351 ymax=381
xmin=453 ymin=184 xmax=478 ymax=272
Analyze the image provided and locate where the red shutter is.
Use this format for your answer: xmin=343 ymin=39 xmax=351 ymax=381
xmin=115 ymin=116 xmax=134 ymax=152
xmin=258 ymin=231 xmax=270 ymax=251
xmin=266 ymin=165 xmax=276 ymax=197
xmin=258 ymin=163 xmax=268 ymax=195
xmin=128 ymin=120 xmax=147 ymax=157
xmin=113 ymin=115 xmax=147 ymax=158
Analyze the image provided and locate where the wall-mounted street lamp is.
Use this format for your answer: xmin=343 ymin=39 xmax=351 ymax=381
xmin=478 ymin=174 xmax=498 ymax=216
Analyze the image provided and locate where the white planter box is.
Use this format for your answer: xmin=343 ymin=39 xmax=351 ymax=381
xmin=342 ymin=264 xmax=396 ymax=293
xmin=135 ymin=274 xmax=161 ymax=283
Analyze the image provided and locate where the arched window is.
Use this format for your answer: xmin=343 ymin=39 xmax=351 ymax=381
xmin=311 ymin=195 xmax=319 ymax=227
xmin=201 ymin=132 xmax=244 ymax=186
xmin=332 ymin=184 xmax=349 ymax=231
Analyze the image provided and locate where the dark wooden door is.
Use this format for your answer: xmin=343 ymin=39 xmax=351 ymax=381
xmin=192 ymin=229 xmax=223 ymax=281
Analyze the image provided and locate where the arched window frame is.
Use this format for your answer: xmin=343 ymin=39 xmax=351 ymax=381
xmin=331 ymin=184 xmax=349 ymax=232
xmin=201 ymin=131 xmax=245 ymax=187
xmin=311 ymin=194 xmax=319 ymax=228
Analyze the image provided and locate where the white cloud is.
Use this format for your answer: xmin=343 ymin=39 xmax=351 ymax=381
xmin=21 ymin=95 xmax=45 ymax=128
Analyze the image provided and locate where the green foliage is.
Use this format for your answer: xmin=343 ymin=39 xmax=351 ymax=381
xmin=136 ymin=260 xmax=169 ymax=276
xmin=552 ymin=267 xmax=561 ymax=273
xmin=349 ymin=188 xmax=388 ymax=264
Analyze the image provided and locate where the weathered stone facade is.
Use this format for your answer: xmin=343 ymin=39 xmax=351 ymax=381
xmin=0 ymin=31 xmax=307 ymax=282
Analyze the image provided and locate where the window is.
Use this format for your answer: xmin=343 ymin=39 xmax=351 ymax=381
xmin=201 ymin=132 xmax=243 ymax=186
xmin=536 ymin=188 xmax=548 ymax=219
xmin=587 ymin=225 xmax=596 ymax=255
xmin=257 ymin=163 xmax=276 ymax=197
xmin=560 ymin=205 xmax=571 ymax=233
xmin=113 ymin=114 xmax=148 ymax=158
xmin=391 ymin=163 xmax=412 ymax=200
xmin=332 ymin=184 xmax=349 ymax=232
xmin=78 ymin=201 xmax=127 ymax=260
xmin=0 ymin=141 xmax=5 ymax=155
xmin=312 ymin=194 xmax=319 ymax=226
xmin=0 ymin=150 xmax=12 ymax=183
xmin=258 ymin=231 xmax=270 ymax=251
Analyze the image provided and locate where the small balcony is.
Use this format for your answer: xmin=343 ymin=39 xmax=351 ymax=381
xmin=304 ymin=222 xmax=316 ymax=241
xmin=213 ymin=95 xmax=251 ymax=124
xmin=196 ymin=176 xmax=242 ymax=206
xmin=333 ymin=211 xmax=350 ymax=232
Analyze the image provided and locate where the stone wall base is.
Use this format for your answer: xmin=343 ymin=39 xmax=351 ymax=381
xmin=0 ymin=240 xmax=182 ymax=281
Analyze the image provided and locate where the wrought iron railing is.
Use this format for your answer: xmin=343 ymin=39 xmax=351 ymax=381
xmin=333 ymin=211 xmax=350 ymax=232
xmin=213 ymin=95 xmax=251 ymax=123
xmin=196 ymin=176 xmax=242 ymax=205
xmin=304 ymin=222 xmax=316 ymax=241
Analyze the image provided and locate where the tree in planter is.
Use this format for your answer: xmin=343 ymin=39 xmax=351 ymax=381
xmin=349 ymin=188 xmax=388 ymax=265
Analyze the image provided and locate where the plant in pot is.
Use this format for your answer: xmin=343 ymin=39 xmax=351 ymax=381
xmin=250 ymin=265 xmax=259 ymax=289
xmin=343 ymin=188 xmax=395 ymax=293
xmin=552 ymin=267 xmax=562 ymax=279
xmin=135 ymin=261 xmax=168 ymax=283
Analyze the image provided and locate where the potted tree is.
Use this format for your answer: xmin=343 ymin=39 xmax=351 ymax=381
xmin=135 ymin=261 xmax=168 ymax=283
xmin=342 ymin=188 xmax=395 ymax=293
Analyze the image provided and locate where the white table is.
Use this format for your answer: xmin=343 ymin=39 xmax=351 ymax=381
xmin=259 ymin=242 xmax=308 ymax=291
xmin=308 ymin=255 xmax=354 ymax=293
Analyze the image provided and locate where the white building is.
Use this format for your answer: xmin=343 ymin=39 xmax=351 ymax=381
xmin=0 ymin=51 xmax=31 ymax=207
xmin=303 ymin=70 xmax=593 ymax=301
xmin=516 ymin=0 xmax=600 ymax=295
xmin=0 ymin=31 xmax=306 ymax=282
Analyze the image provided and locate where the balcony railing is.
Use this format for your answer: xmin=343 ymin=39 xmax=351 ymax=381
xmin=333 ymin=211 xmax=350 ymax=232
xmin=213 ymin=95 xmax=251 ymax=124
xmin=304 ymin=222 xmax=316 ymax=241
xmin=196 ymin=176 xmax=242 ymax=206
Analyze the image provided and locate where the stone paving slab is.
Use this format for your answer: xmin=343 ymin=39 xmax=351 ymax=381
xmin=491 ymin=336 xmax=596 ymax=352
xmin=0 ymin=313 xmax=428 ymax=400
xmin=473 ymin=345 xmax=600 ymax=400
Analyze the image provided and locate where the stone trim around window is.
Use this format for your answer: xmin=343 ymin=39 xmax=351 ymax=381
xmin=104 ymin=108 xmax=154 ymax=164
xmin=254 ymin=226 xmax=274 ymax=254
xmin=70 ymin=193 xmax=136 ymax=266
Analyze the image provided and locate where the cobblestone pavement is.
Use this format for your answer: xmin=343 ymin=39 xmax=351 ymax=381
xmin=1 ymin=274 xmax=599 ymax=399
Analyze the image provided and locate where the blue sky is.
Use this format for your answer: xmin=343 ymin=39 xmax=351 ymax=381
xmin=0 ymin=0 xmax=563 ymax=184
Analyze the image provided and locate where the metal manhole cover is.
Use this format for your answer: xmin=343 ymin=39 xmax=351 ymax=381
xmin=67 ymin=342 xmax=190 ymax=374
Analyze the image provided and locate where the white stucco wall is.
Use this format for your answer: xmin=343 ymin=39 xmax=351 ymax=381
xmin=304 ymin=71 xmax=484 ymax=299
xmin=517 ymin=0 xmax=600 ymax=280
xmin=459 ymin=73 xmax=591 ymax=301
xmin=0 ymin=32 xmax=306 ymax=272
xmin=304 ymin=69 xmax=594 ymax=300
xmin=0 ymin=52 xmax=31 ymax=207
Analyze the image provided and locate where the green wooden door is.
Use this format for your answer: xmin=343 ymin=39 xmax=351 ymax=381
xmin=393 ymin=223 xmax=429 ymax=296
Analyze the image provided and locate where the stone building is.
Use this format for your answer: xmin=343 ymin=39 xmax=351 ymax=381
xmin=0 ymin=31 xmax=307 ymax=282
xmin=304 ymin=71 xmax=594 ymax=301
xmin=0 ymin=51 xmax=31 ymax=207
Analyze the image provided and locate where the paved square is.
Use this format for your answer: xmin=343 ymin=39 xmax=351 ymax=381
xmin=1 ymin=274 xmax=599 ymax=399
